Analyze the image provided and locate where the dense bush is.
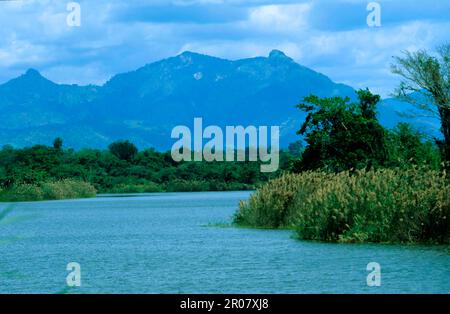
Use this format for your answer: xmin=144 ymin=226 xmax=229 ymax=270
xmin=107 ymin=182 xmax=163 ymax=194
xmin=294 ymin=90 xmax=387 ymax=172
xmin=0 ymin=179 xmax=97 ymax=202
xmin=385 ymin=123 xmax=441 ymax=169
xmin=108 ymin=140 xmax=138 ymax=161
xmin=293 ymin=90 xmax=442 ymax=173
xmin=0 ymin=183 xmax=44 ymax=202
xmin=234 ymin=169 xmax=450 ymax=244
xmin=164 ymin=179 xmax=254 ymax=192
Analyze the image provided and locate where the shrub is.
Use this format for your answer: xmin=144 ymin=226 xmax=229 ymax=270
xmin=165 ymin=179 xmax=210 ymax=192
xmin=108 ymin=140 xmax=138 ymax=161
xmin=0 ymin=183 xmax=45 ymax=202
xmin=234 ymin=173 xmax=321 ymax=228
xmin=107 ymin=182 xmax=163 ymax=193
xmin=0 ymin=179 xmax=96 ymax=202
xmin=234 ymin=168 xmax=450 ymax=244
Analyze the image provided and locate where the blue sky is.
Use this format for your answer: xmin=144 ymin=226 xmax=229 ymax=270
xmin=0 ymin=0 xmax=449 ymax=97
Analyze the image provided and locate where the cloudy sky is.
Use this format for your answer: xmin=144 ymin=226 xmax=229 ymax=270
xmin=0 ymin=0 xmax=449 ymax=97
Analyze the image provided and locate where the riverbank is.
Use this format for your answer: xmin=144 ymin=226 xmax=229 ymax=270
xmin=234 ymin=168 xmax=450 ymax=244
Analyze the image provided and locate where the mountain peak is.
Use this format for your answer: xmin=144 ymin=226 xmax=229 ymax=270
xmin=178 ymin=51 xmax=208 ymax=59
xmin=24 ymin=68 xmax=43 ymax=78
xmin=269 ymin=49 xmax=289 ymax=59
xmin=180 ymin=50 xmax=197 ymax=56
xmin=176 ymin=51 xmax=207 ymax=64
xmin=6 ymin=68 xmax=56 ymax=88
xmin=20 ymin=68 xmax=52 ymax=83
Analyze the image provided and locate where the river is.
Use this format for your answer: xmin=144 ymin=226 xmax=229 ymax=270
xmin=0 ymin=191 xmax=448 ymax=293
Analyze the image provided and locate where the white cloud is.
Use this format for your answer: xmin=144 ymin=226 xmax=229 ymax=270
xmin=248 ymin=3 xmax=311 ymax=32
xmin=0 ymin=0 xmax=448 ymax=98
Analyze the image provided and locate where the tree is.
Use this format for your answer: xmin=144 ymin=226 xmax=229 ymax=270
xmin=358 ymin=88 xmax=380 ymax=120
xmin=385 ymin=123 xmax=441 ymax=169
xmin=294 ymin=89 xmax=387 ymax=172
xmin=391 ymin=44 xmax=450 ymax=162
xmin=287 ymin=140 xmax=303 ymax=157
xmin=53 ymin=137 xmax=63 ymax=150
xmin=108 ymin=140 xmax=138 ymax=161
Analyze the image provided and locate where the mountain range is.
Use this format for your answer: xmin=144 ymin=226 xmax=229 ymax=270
xmin=0 ymin=50 xmax=441 ymax=150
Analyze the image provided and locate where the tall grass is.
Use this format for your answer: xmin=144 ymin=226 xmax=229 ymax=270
xmin=0 ymin=179 xmax=96 ymax=202
xmin=234 ymin=168 xmax=450 ymax=244
xmin=106 ymin=182 xmax=163 ymax=193
xmin=165 ymin=179 xmax=254 ymax=192
xmin=102 ymin=180 xmax=254 ymax=193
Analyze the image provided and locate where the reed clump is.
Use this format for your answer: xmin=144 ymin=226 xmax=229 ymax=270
xmin=0 ymin=179 xmax=97 ymax=202
xmin=234 ymin=168 xmax=450 ymax=244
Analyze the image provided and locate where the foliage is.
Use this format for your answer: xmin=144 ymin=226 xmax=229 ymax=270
xmin=235 ymin=91 xmax=445 ymax=244
xmin=0 ymin=140 xmax=295 ymax=199
xmin=108 ymin=140 xmax=138 ymax=161
xmin=107 ymin=182 xmax=163 ymax=194
xmin=293 ymin=89 xmax=387 ymax=172
xmin=234 ymin=169 xmax=450 ymax=244
xmin=0 ymin=179 xmax=96 ymax=202
xmin=287 ymin=140 xmax=303 ymax=158
xmin=391 ymin=44 xmax=450 ymax=162
xmin=385 ymin=123 xmax=441 ymax=169
xmin=53 ymin=137 xmax=63 ymax=150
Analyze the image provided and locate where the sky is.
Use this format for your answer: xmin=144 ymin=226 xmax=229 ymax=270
xmin=0 ymin=0 xmax=449 ymax=97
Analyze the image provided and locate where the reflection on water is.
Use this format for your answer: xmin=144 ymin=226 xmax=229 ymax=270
xmin=0 ymin=191 xmax=449 ymax=293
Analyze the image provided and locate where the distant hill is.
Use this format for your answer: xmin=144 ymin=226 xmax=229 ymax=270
xmin=377 ymin=96 xmax=441 ymax=140
xmin=0 ymin=50 xmax=441 ymax=150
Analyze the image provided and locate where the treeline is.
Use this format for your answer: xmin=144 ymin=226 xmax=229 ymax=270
xmin=0 ymin=139 xmax=298 ymax=201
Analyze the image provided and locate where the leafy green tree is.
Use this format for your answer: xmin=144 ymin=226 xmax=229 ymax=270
xmin=391 ymin=44 xmax=450 ymax=162
xmin=358 ymin=88 xmax=380 ymax=119
xmin=385 ymin=123 xmax=441 ymax=169
xmin=108 ymin=140 xmax=138 ymax=161
xmin=53 ymin=137 xmax=63 ymax=150
xmin=287 ymin=140 xmax=303 ymax=157
xmin=294 ymin=89 xmax=387 ymax=172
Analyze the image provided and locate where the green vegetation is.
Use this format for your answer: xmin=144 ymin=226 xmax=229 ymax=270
xmin=391 ymin=44 xmax=450 ymax=163
xmin=293 ymin=89 xmax=388 ymax=172
xmin=0 ymin=180 xmax=96 ymax=202
xmin=385 ymin=123 xmax=441 ymax=169
xmin=234 ymin=82 xmax=449 ymax=244
xmin=0 ymin=140 xmax=295 ymax=202
xmin=108 ymin=140 xmax=138 ymax=161
xmin=235 ymin=169 xmax=450 ymax=244
xmin=293 ymin=89 xmax=441 ymax=172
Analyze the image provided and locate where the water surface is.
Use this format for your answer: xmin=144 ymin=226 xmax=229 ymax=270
xmin=0 ymin=191 xmax=448 ymax=293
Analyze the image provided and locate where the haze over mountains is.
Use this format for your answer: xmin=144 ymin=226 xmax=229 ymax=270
xmin=0 ymin=50 xmax=440 ymax=150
